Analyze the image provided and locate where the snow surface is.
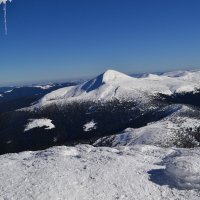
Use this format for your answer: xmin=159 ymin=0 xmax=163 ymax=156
xmin=83 ymin=120 xmax=97 ymax=132
xmin=94 ymin=105 xmax=200 ymax=148
xmin=24 ymin=118 xmax=55 ymax=132
xmin=27 ymin=69 xmax=200 ymax=110
xmin=0 ymin=144 xmax=200 ymax=200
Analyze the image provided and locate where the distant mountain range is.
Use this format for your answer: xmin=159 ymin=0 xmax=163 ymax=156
xmin=0 ymin=69 xmax=200 ymax=154
xmin=0 ymin=82 xmax=76 ymax=114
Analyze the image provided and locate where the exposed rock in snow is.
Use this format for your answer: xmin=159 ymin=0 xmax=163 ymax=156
xmin=24 ymin=118 xmax=55 ymax=132
xmin=0 ymin=144 xmax=200 ymax=200
xmin=83 ymin=120 xmax=97 ymax=132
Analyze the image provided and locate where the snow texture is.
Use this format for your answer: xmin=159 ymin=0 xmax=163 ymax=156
xmin=0 ymin=145 xmax=200 ymax=200
xmin=24 ymin=118 xmax=55 ymax=132
xmin=164 ymin=149 xmax=200 ymax=190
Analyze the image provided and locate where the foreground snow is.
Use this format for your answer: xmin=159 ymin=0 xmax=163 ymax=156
xmin=0 ymin=144 xmax=200 ymax=200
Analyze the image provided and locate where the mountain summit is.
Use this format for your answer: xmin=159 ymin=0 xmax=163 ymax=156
xmin=80 ymin=70 xmax=133 ymax=93
xmin=29 ymin=69 xmax=200 ymax=109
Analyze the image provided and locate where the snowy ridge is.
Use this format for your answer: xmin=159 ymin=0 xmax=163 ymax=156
xmin=27 ymin=69 xmax=200 ymax=109
xmin=94 ymin=105 xmax=200 ymax=148
xmin=162 ymin=69 xmax=200 ymax=79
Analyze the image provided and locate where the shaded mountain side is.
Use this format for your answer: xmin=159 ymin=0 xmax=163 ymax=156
xmin=94 ymin=108 xmax=200 ymax=149
xmin=0 ymin=98 xmax=176 ymax=155
xmin=159 ymin=89 xmax=200 ymax=108
xmin=1 ymin=91 xmax=200 ymax=154
xmin=0 ymin=82 xmax=76 ymax=114
xmin=0 ymin=87 xmax=15 ymax=93
xmin=0 ymin=95 xmax=43 ymax=114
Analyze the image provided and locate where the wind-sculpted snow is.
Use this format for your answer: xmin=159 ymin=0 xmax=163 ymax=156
xmin=0 ymin=144 xmax=200 ymax=200
xmin=28 ymin=69 xmax=200 ymax=110
xmin=163 ymin=149 xmax=200 ymax=190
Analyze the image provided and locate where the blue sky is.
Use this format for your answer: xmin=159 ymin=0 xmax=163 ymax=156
xmin=0 ymin=0 xmax=200 ymax=85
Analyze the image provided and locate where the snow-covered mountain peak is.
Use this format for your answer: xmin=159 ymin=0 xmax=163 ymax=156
xmin=101 ymin=69 xmax=133 ymax=83
xmin=80 ymin=69 xmax=133 ymax=93
xmin=26 ymin=69 xmax=200 ymax=110
xmin=143 ymin=73 xmax=164 ymax=80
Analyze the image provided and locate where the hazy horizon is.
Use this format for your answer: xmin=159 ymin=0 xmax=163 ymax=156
xmin=1 ymin=66 xmax=200 ymax=87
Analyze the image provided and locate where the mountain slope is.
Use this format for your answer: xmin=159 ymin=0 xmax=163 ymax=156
xmin=94 ymin=105 xmax=200 ymax=148
xmin=29 ymin=69 xmax=200 ymax=110
xmin=0 ymin=69 xmax=200 ymax=155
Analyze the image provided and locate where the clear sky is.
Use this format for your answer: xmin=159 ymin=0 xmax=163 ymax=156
xmin=0 ymin=0 xmax=200 ymax=85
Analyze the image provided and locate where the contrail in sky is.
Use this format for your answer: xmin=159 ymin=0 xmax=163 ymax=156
xmin=0 ymin=0 xmax=12 ymax=35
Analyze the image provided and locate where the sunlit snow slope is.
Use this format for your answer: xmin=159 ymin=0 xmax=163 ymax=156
xmin=29 ymin=69 xmax=200 ymax=109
